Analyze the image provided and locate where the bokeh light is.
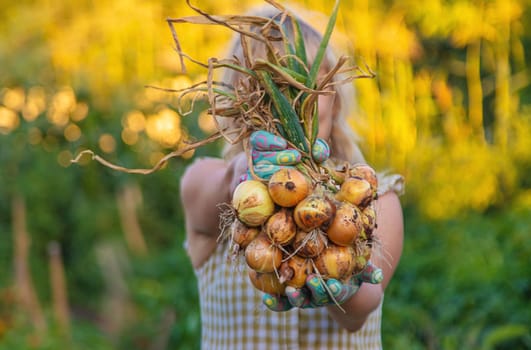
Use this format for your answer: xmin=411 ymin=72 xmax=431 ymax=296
xmin=145 ymin=108 xmax=181 ymax=148
xmin=0 ymin=106 xmax=19 ymax=134
xmin=123 ymin=110 xmax=146 ymax=132
xmin=198 ymin=110 xmax=217 ymax=134
xmin=98 ymin=133 xmax=116 ymax=153
xmin=57 ymin=150 xmax=74 ymax=167
xmin=64 ymin=123 xmax=82 ymax=142
xmin=2 ymin=87 xmax=25 ymax=111
xmin=48 ymin=87 xmax=77 ymax=127
xmin=121 ymin=128 xmax=139 ymax=146
xmin=22 ymin=86 xmax=47 ymax=121
xmin=71 ymin=102 xmax=89 ymax=122
xmin=28 ymin=127 xmax=43 ymax=145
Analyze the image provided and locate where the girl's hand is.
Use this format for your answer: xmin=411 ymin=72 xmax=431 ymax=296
xmin=241 ymin=131 xmax=330 ymax=181
xmin=262 ymin=261 xmax=383 ymax=311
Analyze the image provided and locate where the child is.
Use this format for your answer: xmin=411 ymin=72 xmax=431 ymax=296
xmin=180 ymin=5 xmax=404 ymax=349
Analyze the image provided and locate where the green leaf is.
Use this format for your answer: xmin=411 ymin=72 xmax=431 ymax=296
xmin=253 ymin=59 xmax=307 ymax=85
xmin=271 ymin=107 xmax=289 ymax=139
xmin=311 ymin=105 xmax=319 ymax=142
xmin=307 ymin=0 xmax=340 ymax=89
xmin=258 ymin=70 xmax=309 ymax=152
xmin=292 ymin=14 xmax=308 ymax=69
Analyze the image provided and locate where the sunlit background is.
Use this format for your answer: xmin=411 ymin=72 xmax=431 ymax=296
xmin=0 ymin=0 xmax=529 ymax=349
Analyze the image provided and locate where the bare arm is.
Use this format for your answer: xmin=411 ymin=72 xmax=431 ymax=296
xmin=180 ymin=154 xmax=247 ymax=268
xmin=327 ymin=191 xmax=404 ymax=332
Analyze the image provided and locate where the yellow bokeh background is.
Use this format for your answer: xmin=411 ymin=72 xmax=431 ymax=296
xmin=0 ymin=1 xmax=530 ymax=348
xmin=0 ymin=0 xmax=529 ymax=218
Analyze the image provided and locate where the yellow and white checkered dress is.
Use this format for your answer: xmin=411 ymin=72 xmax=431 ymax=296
xmin=194 ymin=174 xmax=404 ymax=350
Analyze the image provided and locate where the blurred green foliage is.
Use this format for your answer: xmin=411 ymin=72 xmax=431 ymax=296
xmin=0 ymin=0 xmax=530 ymax=349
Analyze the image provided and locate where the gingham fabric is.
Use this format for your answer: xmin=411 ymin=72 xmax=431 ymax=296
xmin=193 ymin=173 xmax=404 ymax=350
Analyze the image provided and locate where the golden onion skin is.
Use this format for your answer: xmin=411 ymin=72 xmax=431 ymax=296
xmin=244 ymin=234 xmax=282 ymax=273
xmin=265 ymin=208 xmax=297 ymax=246
xmin=268 ymin=168 xmax=310 ymax=207
xmin=313 ymin=244 xmax=355 ymax=280
xmin=231 ymin=219 xmax=260 ymax=249
xmin=292 ymin=229 xmax=327 ymax=258
xmin=349 ymin=164 xmax=378 ymax=196
xmin=232 ymin=180 xmax=275 ymax=227
xmin=279 ymin=255 xmax=312 ymax=288
xmin=248 ymin=269 xmax=286 ymax=295
xmin=335 ymin=177 xmax=373 ymax=209
xmin=293 ymin=195 xmax=335 ymax=232
xmin=326 ymin=201 xmax=364 ymax=247
xmin=352 ymin=244 xmax=372 ymax=274
xmin=361 ymin=203 xmax=377 ymax=240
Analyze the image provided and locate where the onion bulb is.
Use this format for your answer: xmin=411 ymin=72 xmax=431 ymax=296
xmin=326 ymin=201 xmax=364 ymax=246
xmin=245 ymin=234 xmax=282 ymax=273
xmin=248 ymin=269 xmax=285 ymax=295
xmin=265 ymin=208 xmax=297 ymax=246
xmin=361 ymin=203 xmax=377 ymax=240
xmin=293 ymin=194 xmax=335 ymax=232
xmin=232 ymin=180 xmax=275 ymax=227
xmin=292 ymin=229 xmax=327 ymax=258
xmin=231 ymin=219 xmax=260 ymax=249
xmin=352 ymin=244 xmax=372 ymax=274
xmin=349 ymin=164 xmax=378 ymax=196
xmin=268 ymin=168 xmax=310 ymax=207
xmin=313 ymin=244 xmax=355 ymax=280
xmin=335 ymin=177 xmax=373 ymax=209
xmin=278 ymin=255 xmax=312 ymax=288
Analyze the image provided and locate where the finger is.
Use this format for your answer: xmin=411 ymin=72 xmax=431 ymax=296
xmin=357 ymin=261 xmax=384 ymax=284
xmin=311 ymin=138 xmax=330 ymax=163
xmin=285 ymin=286 xmax=310 ymax=308
xmin=327 ymin=278 xmax=360 ymax=304
xmin=305 ymin=275 xmax=331 ymax=306
xmin=251 ymin=131 xmax=287 ymax=151
xmin=252 ymin=149 xmax=301 ymax=165
xmin=262 ymin=293 xmax=293 ymax=312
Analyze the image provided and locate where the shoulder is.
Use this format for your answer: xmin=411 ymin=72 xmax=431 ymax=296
xmin=182 ymin=157 xmax=226 ymax=180
xmin=180 ymin=157 xmax=225 ymax=193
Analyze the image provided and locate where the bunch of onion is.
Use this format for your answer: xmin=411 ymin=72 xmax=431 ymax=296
xmin=68 ymin=0 xmax=381 ymax=304
xmin=160 ymin=1 xmax=381 ymax=298
xmin=230 ymin=164 xmax=379 ymax=297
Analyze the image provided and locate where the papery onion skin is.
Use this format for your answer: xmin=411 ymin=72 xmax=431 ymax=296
xmin=248 ymin=269 xmax=286 ymax=295
xmin=293 ymin=195 xmax=335 ymax=232
xmin=268 ymin=168 xmax=310 ymax=207
xmin=279 ymin=255 xmax=312 ymax=288
xmin=292 ymin=229 xmax=327 ymax=258
xmin=352 ymin=244 xmax=372 ymax=274
xmin=232 ymin=180 xmax=275 ymax=227
xmin=313 ymin=244 xmax=355 ymax=280
xmin=335 ymin=177 xmax=373 ymax=209
xmin=265 ymin=208 xmax=297 ymax=246
xmin=326 ymin=201 xmax=364 ymax=247
xmin=361 ymin=203 xmax=377 ymax=240
xmin=349 ymin=164 xmax=378 ymax=195
xmin=231 ymin=219 xmax=260 ymax=249
xmin=245 ymin=234 xmax=282 ymax=273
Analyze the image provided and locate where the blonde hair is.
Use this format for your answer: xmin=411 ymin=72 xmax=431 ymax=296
xmin=218 ymin=5 xmax=365 ymax=165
